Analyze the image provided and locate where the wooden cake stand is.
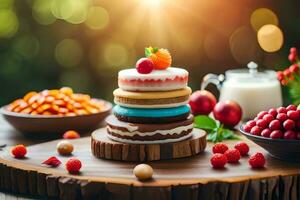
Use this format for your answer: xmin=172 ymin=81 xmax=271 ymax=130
xmin=0 ymin=128 xmax=300 ymax=200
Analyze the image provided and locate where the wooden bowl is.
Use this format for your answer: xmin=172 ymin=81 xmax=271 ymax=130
xmin=240 ymin=125 xmax=300 ymax=162
xmin=0 ymin=99 xmax=112 ymax=138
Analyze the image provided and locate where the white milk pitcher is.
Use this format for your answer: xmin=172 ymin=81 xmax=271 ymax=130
xmin=201 ymin=62 xmax=283 ymax=120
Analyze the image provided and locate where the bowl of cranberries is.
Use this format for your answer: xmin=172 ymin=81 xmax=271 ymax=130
xmin=240 ymin=105 xmax=300 ymax=162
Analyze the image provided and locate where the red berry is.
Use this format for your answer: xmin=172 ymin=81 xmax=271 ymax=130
xmin=261 ymin=128 xmax=271 ymax=138
xmin=66 ymin=158 xmax=82 ymax=174
xmin=296 ymin=121 xmax=300 ymax=129
xmin=269 ymin=120 xmax=281 ymax=130
xmin=276 ymin=113 xmax=288 ymax=122
xmin=287 ymin=110 xmax=299 ymax=121
xmin=276 ymin=71 xmax=284 ymax=81
xmin=250 ymin=126 xmax=262 ymax=136
xmin=224 ymin=149 xmax=241 ymax=163
xmin=277 ymin=107 xmax=287 ymax=114
xmin=243 ymin=124 xmax=252 ymax=132
xmin=289 ymin=53 xmax=296 ymax=62
xmin=283 ymin=130 xmax=296 ymax=140
xmin=283 ymin=69 xmax=291 ymax=76
xmin=296 ymin=132 xmax=300 ymax=140
xmin=42 ymin=156 xmax=61 ymax=167
xmin=290 ymin=47 xmax=297 ymax=54
xmin=287 ymin=104 xmax=297 ymax=111
xmin=136 ymin=58 xmax=154 ymax=74
xmin=256 ymin=119 xmax=268 ymax=128
xmin=63 ymin=130 xmax=80 ymax=139
xmin=11 ymin=145 xmax=27 ymax=158
xmin=249 ymin=152 xmax=265 ymax=168
xmin=268 ymin=108 xmax=277 ymax=117
xmin=257 ymin=111 xmax=268 ymax=119
xmin=234 ymin=142 xmax=249 ymax=156
xmin=270 ymin=130 xmax=283 ymax=139
xmin=212 ymin=143 xmax=229 ymax=154
xmin=283 ymin=119 xmax=295 ymax=130
xmin=210 ymin=153 xmax=227 ymax=168
xmin=262 ymin=114 xmax=274 ymax=123
xmin=246 ymin=120 xmax=256 ymax=128
xmin=189 ymin=90 xmax=217 ymax=115
xmin=290 ymin=64 xmax=299 ymax=73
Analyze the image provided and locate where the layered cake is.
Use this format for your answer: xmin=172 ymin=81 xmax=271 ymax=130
xmin=106 ymin=47 xmax=194 ymax=144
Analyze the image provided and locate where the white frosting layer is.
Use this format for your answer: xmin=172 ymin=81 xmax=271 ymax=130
xmin=108 ymin=123 xmax=193 ymax=137
xmin=107 ymin=132 xmax=193 ymax=144
xmin=115 ymin=100 xmax=189 ymax=108
xmin=118 ymin=67 xmax=188 ymax=81
xmin=119 ymin=83 xmax=187 ymax=91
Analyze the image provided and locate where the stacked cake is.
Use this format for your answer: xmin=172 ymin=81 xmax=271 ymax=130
xmin=106 ymin=47 xmax=194 ymax=144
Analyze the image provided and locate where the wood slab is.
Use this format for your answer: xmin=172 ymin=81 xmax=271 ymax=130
xmin=0 ymin=128 xmax=300 ymax=199
xmin=91 ymin=128 xmax=207 ymax=161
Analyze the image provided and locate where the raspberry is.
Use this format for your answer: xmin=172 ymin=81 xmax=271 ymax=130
xmin=248 ymin=152 xmax=265 ymax=168
xmin=234 ymin=142 xmax=249 ymax=156
xmin=136 ymin=58 xmax=154 ymax=74
xmin=66 ymin=158 xmax=82 ymax=174
xmin=276 ymin=113 xmax=288 ymax=122
xmin=250 ymin=126 xmax=261 ymax=136
xmin=270 ymin=130 xmax=283 ymax=139
xmin=212 ymin=143 xmax=229 ymax=154
xmin=268 ymin=108 xmax=277 ymax=117
xmin=283 ymin=119 xmax=295 ymax=130
xmin=256 ymin=119 xmax=267 ymax=128
xmin=261 ymin=128 xmax=271 ymax=138
xmin=287 ymin=110 xmax=299 ymax=121
xmin=11 ymin=144 xmax=27 ymax=158
xmin=269 ymin=120 xmax=281 ymax=131
xmin=210 ymin=153 xmax=227 ymax=168
xmin=224 ymin=149 xmax=241 ymax=163
xmin=286 ymin=104 xmax=297 ymax=111
xmin=63 ymin=130 xmax=80 ymax=139
xmin=283 ymin=130 xmax=296 ymax=140
xmin=42 ymin=156 xmax=61 ymax=167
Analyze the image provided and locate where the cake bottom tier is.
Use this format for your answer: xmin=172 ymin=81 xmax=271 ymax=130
xmin=105 ymin=114 xmax=194 ymax=144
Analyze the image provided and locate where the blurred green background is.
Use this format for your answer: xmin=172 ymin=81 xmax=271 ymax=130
xmin=0 ymin=0 xmax=298 ymax=106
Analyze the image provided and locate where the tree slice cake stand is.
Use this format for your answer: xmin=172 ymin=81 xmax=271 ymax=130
xmin=0 ymin=129 xmax=300 ymax=200
xmin=91 ymin=128 xmax=207 ymax=161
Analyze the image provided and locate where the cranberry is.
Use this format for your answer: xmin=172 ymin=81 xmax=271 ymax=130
xmin=250 ymin=126 xmax=262 ymax=136
xmin=283 ymin=130 xmax=296 ymax=140
xmin=243 ymin=124 xmax=252 ymax=132
xmin=256 ymin=119 xmax=268 ymax=129
xmin=277 ymin=107 xmax=287 ymax=114
xmin=257 ymin=111 xmax=268 ymax=119
xmin=269 ymin=120 xmax=281 ymax=131
xmin=287 ymin=110 xmax=299 ymax=121
xmin=263 ymin=114 xmax=274 ymax=123
xmin=246 ymin=120 xmax=256 ymax=128
xmin=276 ymin=113 xmax=288 ymax=122
xmin=268 ymin=108 xmax=277 ymax=117
xmin=270 ymin=130 xmax=283 ymax=139
xmin=287 ymin=105 xmax=297 ymax=111
xmin=283 ymin=119 xmax=295 ymax=130
xmin=261 ymin=129 xmax=271 ymax=138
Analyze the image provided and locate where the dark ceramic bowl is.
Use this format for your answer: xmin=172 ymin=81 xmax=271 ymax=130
xmin=240 ymin=125 xmax=300 ymax=162
xmin=0 ymin=99 xmax=112 ymax=138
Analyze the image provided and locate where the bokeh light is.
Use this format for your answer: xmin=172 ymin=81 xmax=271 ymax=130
xmin=230 ymin=26 xmax=260 ymax=64
xmin=257 ymin=24 xmax=284 ymax=52
xmin=204 ymin=32 xmax=231 ymax=62
xmin=32 ymin=0 xmax=56 ymax=25
xmin=60 ymin=68 xmax=91 ymax=92
xmin=0 ymin=9 xmax=19 ymax=38
xmin=12 ymin=35 xmax=40 ymax=59
xmin=55 ymin=39 xmax=83 ymax=68
xmin=85 ymin=6 xmax=109 ymax=30
xmin=250 ymin=8 xmax=278 ymax=31
xmin=103 ymin=43 xmax=128 ymax=67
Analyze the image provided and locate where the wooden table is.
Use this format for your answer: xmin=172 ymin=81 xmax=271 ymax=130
xmin=1 ymin=116 xmax=300 ymax=200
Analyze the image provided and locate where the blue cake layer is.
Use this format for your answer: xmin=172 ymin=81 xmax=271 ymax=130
xmin=113 ymin=105 xmax=190 ymax=118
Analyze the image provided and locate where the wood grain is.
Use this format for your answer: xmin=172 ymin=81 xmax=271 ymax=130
xmin=0 ymin=127 xmax=300 ymax=199
xmin=91 ymin=128 xmax=207 ymax=161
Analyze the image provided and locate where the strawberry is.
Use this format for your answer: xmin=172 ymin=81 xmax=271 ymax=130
xmin=11 ymin=144 xmax=27 ymax=158
xmin=145 ymin=47 xmax=172 ymax=70
xmin=224 ymin=149 xmax=241 ymax=163
xmin=212 ymin=143 xmax=229 ymax=154
xmin=210 ymin=153 xmax=227 ymax=168
xmin=248 ymin=152 xmax=265 ymax=168
xmin=234 ymin=142 xmax=249 ymax=156
xmin=66 ymin=158 xmax=82 ymax=174
xmin=63 ymin=130 xmax=80 ymax=139
xmin=42 ymin=156 xmax=61 ymax=167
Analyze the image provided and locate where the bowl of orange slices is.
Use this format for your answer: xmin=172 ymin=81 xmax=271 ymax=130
xmin=0 ymin=87 xmax=112 ymax=137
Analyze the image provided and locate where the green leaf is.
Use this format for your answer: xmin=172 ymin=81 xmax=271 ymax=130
xmin=206 ymin=132 xmax=217 ymax=142
xmin=222 ymin=128 xmax=234 ymax=139
xmin=194 ymin=115 xmax=217 ymax=131
xmin=153 ymin=47 xmax=159 ymax=53
xmin=145 ymin=47 xmax=152 ymax=57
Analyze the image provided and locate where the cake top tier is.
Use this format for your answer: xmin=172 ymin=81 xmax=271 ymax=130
xmin=118 ymin=67 xmax=188 ymax=81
